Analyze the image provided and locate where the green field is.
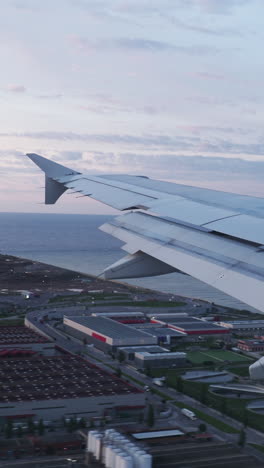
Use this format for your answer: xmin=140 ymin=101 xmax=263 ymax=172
xmin=187 ymin=350 xmax=252 ymax=364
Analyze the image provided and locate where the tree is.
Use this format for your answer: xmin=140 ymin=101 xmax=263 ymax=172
xmin=176 ymin=376 xmax=183 ymax=393
xmin=27 ymin=419 xmax=35 ymax=434
xmin=67 ymin=418 xmax=74 ymax=433
xmin=145 ymin=366 xmax=151 ymax=377
xmin=5 ymin=420 xmax=13 ymax=439
xmin=147 ymin=404 xmax=155 ymax=427
xmin=118 ymin=351 xmax=125 ymax=363
xmin=243 ymin=409 xmax=248 ymax=427
xmin=17 ymin=425 xmax=23 ymax=438
xmin=79 ymin=417 xmax=86 ymax=428
xmin=221 ymin=398 xmax=227 ymax=415
xmin=37 ymin=419 xmax=45 ymax=436
xmin=200 ymin=384 xmax=208 ymax=405
xmin=199 ymin=423 xmax=207 ymax=433
xmin=238 ymin=428 xmax=246 ymax=447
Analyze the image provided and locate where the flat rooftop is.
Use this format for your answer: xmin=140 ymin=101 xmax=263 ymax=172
xmin=155 ymin=317 xmax=226 ymax=332
xmin=0 ymin=356 xmax=141 ymax=403
xmin=133 ymin=429 xmax=184 ymax=440
xmin=146 ymin=327 xmax=186 ymax=337
xmin=133 ymin=323 xmax=186 ymax=336
xmin=221 ymin=320 xmax=264 ymax=326
xmin=119 ymin=346 xmax=169 ymax=354
xmin=66 ymin=316 xmax=154 ymax=340
xmin=0 ymin=326 xmax=49 ymax=345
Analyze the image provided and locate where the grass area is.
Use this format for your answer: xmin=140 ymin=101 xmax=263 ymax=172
xmin=187 ymin=350 xmax=252 ymax=364
xmin=0 ymin=318 xmax=24 ymax=326
xmin=49 ymin=293 xmax=130 ymax=303
xmin=173 ymin=401 xmax=239 ymax=433
xmin=93 ymin=300 xmax=186 ymax=307
xmin=152 ymin=388 xmax=174 ymax=401
xmin=228 ymin=366 xmax=249 ymax=377
xmin=121 ymin=372 xmax=145 ymax=387
xmin=250 ymin=443 xmax=264 ymax=453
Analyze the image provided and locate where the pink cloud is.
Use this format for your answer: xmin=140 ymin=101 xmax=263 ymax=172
xmin=7 ymin=84 xmax=26 ymax=93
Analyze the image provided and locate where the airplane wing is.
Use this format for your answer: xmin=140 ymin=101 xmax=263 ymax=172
xmin=27 ymin=153 xmax=264 ymax=313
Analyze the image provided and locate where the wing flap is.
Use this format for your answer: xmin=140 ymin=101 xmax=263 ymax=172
xmin=100 ymin=212 xmax=264 ymax=311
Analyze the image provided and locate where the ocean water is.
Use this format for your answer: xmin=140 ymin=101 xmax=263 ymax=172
xmin=0 ymin=212 xmax=255 ymax=310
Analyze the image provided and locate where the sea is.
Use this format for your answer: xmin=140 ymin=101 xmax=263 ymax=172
xmin=0 ymin=212 xmax=255 ymax=310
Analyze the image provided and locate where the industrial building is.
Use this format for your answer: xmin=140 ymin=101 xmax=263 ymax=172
xmin=131 ymin=323 xmax=186 ymax=345
xmin=237 ymin=340 xmax=264 ymax=352
xmin=63 ymin=316 xmax=157 ymax=350
xmin=118 ymin=346 xmax=186 ymax=369
xmin=151 ymin=316 xmax=229 ymax=337
xmin=0 ymin=326 xmax=55 ymax=355
xmin=92 ymin=311 xmax=145 ymax=324
xmin=0 ymin=355 xmax=145 ymax=421
xmin=218 ymin=320 xmax=264 ymax=336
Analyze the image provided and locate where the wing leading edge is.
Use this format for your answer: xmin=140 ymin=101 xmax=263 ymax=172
xmin=26 ymin=153 xmax=264 ymax=313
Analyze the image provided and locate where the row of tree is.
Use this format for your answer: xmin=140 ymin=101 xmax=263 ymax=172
xmin=4 ymin=418 xmax=45 ymax=439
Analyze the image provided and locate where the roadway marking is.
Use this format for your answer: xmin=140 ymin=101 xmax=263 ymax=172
xmin=199 ymin=351 xmax=223 ymax=362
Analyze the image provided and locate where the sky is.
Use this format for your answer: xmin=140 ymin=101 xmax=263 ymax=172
xmin=1 ymin=0 xmax=264 ymax=214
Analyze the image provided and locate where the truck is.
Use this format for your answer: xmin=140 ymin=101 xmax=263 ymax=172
xmin=181 ymin=408 xmax=197 ymax=420
xmin=153 ymin=378 xmax=164 ymax=387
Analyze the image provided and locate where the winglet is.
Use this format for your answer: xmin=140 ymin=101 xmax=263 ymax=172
xmin=26 ymin=153 xmax=81 ymax=204
xmin=26 ymin=153 xmax=80 ymax=178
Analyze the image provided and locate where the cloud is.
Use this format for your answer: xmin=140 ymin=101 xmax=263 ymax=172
xmin=72 ymin=0 xmax=250 ymax=19
xmin=1 ymin=131 xmax=263 ymax=156
xmin=178 ymin=0 xmax=250 ymax=15
xmin=55 ymin=151 xmax=83 ymax=161
xmin=7 ymin=84 xmax=26 ymax=93
xmin=193 ymin=72 xmax=225 ymax=80
xmin=69 ymin=35 xmax=219 ymax=56
xmin=36 ymin=93 xmax=63 ymax=100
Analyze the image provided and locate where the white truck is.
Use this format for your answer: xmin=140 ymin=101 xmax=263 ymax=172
xmin=153 ymin=378 xmax=164 ymax=387
xmin=181 ymin=408 xmax=197 ymax=420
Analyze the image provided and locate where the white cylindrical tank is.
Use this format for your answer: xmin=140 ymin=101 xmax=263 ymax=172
xmin=112 ymin=449 xmax=123 ymax=468
xmin=120 ymin=455 xmax=133 ymax=468
xmin=89 ymin=431 xmax=98 ymax=456
xmin=139 ymin=454 xmax=152 ymax=468
xmin=126 ymin=443 xmax=137 ymax=453
xmin=117 ymin=451 xmax=126 ymax=468
xmin=105 ymin=444 xmax=114 ymax=468
xmin=95 ymin=434 xmax=103 ymax=460
xmin=105 ymin=428 xmax=115 ymax=441
xmin=135 ymin=451 xmax=147 ymax=468
xmin=102 ymin=444 xmax=107 ymax=465
xmin=87 ymin=431 xmax=92 ymax=452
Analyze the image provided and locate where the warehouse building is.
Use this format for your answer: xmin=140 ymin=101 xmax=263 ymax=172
xmin=118 ymin=346 xmax=186 ymax=369
xmin=131 ymin=323 xmax=186 ymax=345
xmin=151 ymin=316 xmax=229 ymax=337
xmin=237 ymin=340 xmax=264 ymax=352
xmin=64 ymin=316 xmax=157 ymax=351
xmin=218 ymin=320 xmax=264 ymax=336
xmin=92 ymin=311 xmax=145 ymax=324
xmin=0 ymin=355 xmax=145 ymax=421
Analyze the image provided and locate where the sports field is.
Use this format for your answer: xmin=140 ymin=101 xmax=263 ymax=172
xmin=187 ymin=350 xmax=252 ymax=364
